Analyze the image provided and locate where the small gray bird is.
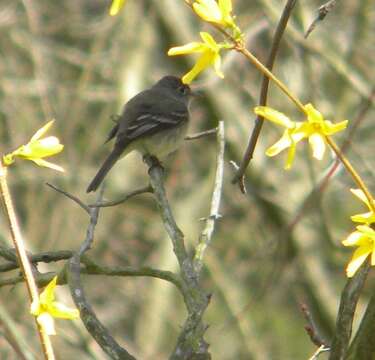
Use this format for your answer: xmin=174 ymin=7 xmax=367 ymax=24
xmin=86 ymin=76 xmax=194 ymax=193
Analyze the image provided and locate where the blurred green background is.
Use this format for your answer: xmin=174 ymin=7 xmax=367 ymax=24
xmin=0 ymin=0 xmax=374 ymax=359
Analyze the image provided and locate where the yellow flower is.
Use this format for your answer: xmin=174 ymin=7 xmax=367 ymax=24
xmin=168 ymin=32 xmax=227 ymax=84
xmin=254 ymin=103 xmax=348 ymax=169
xmin=109 ymin=0 xmax=127 ymax=16
xmin=2 ymin=120 xmax=64 ymax=172
xmin=350 ymin=189 xmax=375 ymax=224
xmin=193 ymin=0 xmax=235 ymax=27
xmin=342 ymin=225 xmax=375 ymax=278
xmin=30 ymin=276 xmax=79 ymax=335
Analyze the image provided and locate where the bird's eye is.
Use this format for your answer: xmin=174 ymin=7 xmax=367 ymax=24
xmin=178 ymin=86 xmax=189 ymax=95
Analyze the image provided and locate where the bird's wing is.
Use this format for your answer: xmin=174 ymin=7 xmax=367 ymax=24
xmin=104 ymin=122 xmax=120 ymax=143
xmin=125 ymin=111 xmax=188 ymax=139
xmin=116 ymin=89 xmax=188 ymax=143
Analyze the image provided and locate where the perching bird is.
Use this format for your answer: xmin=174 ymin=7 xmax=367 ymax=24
xmin=86 ymin=76 xmax=195 ymax=193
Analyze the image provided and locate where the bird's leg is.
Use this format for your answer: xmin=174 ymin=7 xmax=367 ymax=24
xmin=143 ymin=155 xmax=164 ymax=175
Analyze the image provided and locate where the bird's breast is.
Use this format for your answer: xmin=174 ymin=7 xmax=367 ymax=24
xmin=136 ymin=121 xmax=189 ymax=158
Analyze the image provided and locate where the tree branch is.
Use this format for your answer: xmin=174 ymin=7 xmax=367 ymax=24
xmin=346 ymin=282 xmax=375 ymax=359
xmin=329 ymin=261 xmax=370 ymax=360
xmin=185 ymin=128 xmax=218 ymax=141
xmin=89 ymin=185 xmax=153 ymax=208
xmin=67 ymin=188 xmax=136 ymax=360
xmin=144 ymin=155 xmax=210 ymax=359
xmin=231 ymin=0 xmax=297 ymax=193
xmin=193 ymin=121 xmax=225 ymax=275
xmin=46 ymin=182 xmax=90 ymax=214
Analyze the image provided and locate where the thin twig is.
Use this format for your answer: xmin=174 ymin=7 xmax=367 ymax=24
xmin=0 ymin=163 xmax=55 ymax=359
xmin=300 ymin=303 xmax=329 ymax=347
xmin=326 ymin=137 xmax=375 ymax=213
xmin=89 ymin=185 xmax=153 ymax=208
xmin=0 ymin=259 xmax=184 ymax=296
xmin=308 ymin=345 xmax=330 ymax=360
xmin=329 ymin=261 xmax=370 ymax=360
xmin=46 ymin=183 xmax=90 ymax=214
xmin=67 ymin=188 xmax=136 ymax=360
xmin=231 ymin=0 xmax=298 ymax=192
xmin=0 ymin=249 xmax=74 ymax=272
xmin=82 ymin=258 xmax=185 ymax=295
xmin=0 ymin=301 xmax=36 ymax=360
xmin=185 ymin=128 xmax=218 ymax=141
xmin=193 ymin=121 xmax=225 ymax=274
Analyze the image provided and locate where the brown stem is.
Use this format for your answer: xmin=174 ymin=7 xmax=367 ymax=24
xmin=231 ymin=0 xmax=298 ymax=190
xmin=0 ymin=162 xmax=55 ymax=359
xmin=326 ymin=137 xmax=375 ymax=212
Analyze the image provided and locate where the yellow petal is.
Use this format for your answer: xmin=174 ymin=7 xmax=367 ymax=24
xmin=219 ymin=0 xmax=235 ymax=26
xmin=30 ymin=159 xmax=65 ymax=172
xmin=253 ymin=107 xmax=294 ymax=128
xmin=309 ymin=133 xmax=326 ymax=160
xmin=213 ymin=53 xmax=224 ymax=78
xmin=37 ymin=313 xmax=56 ymax=335
xmin=323 ymin=120 xmax=348 ymax=135
xmin=40 ymin=276 xmax=57 ymax=305
xmin=351 ymin=212 xmax=375 ymax=224
xmin=357 ymin=225 xmax=375 ymax=238
xmin=284 ymin=142 xmax=296 ymax=170
xmin=182 ymin=51 xmax=214 ymax=84
xmin=346 ymin=245 xmax=372 ymax=277
xmin=305 ymin=103 xmax=323 ymax=123
xmin=200 ymin=32 xmax=219 ymax=50
xmin=30 ymin=121 xmax=55 ymax=142
xmin=219 ymin=0 xmax=232 ymax=14
xmin=168 ymin=42 xmax=206 ymax=56
xmin=265 ymin=130 xmax=292 ymax=157
xmin=193 ymin=0 xmax=221 ymax=23
xmin=28 ymin=138 xmax=64 ymax=159
xmin=109 ymin=0 xmax=126 ymax=16
xmin=350 ymin=188 xmax=369 ymax=206
xmin=48 ymin=302 xmax=79 ymax=319
xmin=342 ymin=231 xmax=363 ymax=247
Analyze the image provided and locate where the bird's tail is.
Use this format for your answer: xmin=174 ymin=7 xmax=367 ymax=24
xmin=86 ymin=147 xmax=124 ymax=193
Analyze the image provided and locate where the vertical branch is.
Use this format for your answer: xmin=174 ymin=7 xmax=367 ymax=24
xmin=231 ymin=0 xmax=298 ymax=191
xmin=329 ymin=261 xmax=370 ymax=360
xmin=0 ymin=162 xmax=55 ymax=360
xmin=67 ymin=189 xmax=136 ymax=360
xmin=144 ymin=156 xmax=210 ymax=359
xmin=346 ymin=282 xmax=375 ymax=359
xmin=144 ymin=156 xmax=194 ymax=287
xmin=194 ymin=121 xmax=225 ymax=274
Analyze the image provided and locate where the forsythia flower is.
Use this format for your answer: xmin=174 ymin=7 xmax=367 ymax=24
xmin=109 ymin=0 xmax=127 ymax=16
xmin=254 ymin=103 xmax=348 ymax=169
xmin=193 ymin=0 xmax=235 ymax=28
xmin=2 ymin=120 xmax=64 ymax=172
xmin=30 ymin=276 xmax=79 ymax=335
xmin=342 ymin=225 xmax=375 ymax=278
xmin=168 ymin=32 xmax=228 ymax=84
xmin=350 ymin=189 xmax=375 ymax=224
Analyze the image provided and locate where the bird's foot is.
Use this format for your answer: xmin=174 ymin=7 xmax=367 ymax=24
xmin=143 ymin=155 xmax=164 ymax=175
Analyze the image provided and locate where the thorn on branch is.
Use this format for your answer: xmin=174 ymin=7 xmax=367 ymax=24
xmin=300 ymin=302 xmax=329 ymax=348
xmin=305 ymin=0 xmax=337 ymax=38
